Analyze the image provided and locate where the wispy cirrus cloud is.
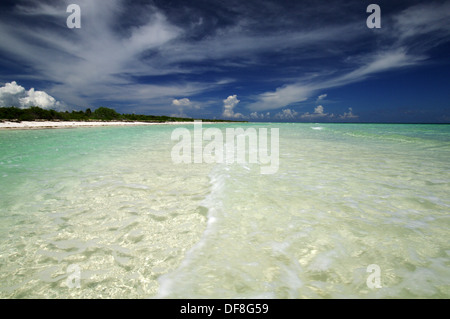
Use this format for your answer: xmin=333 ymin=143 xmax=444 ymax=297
xmin=0 ymin=0 xmax=205 ymax=110
xmin=392 ymin=1 xmax=450 ymax=42
xmin=246 ymin=1 xmax=449 ymax=113
xmin=0 ymin=0 xmax=366 ymax=112
xmin=0 ymin=0 xmax=448 ymax=121
xmin=248 ymin=48 xmax=424 ymax=112
xmin=316 ymin=94 xmax=327 ymax=103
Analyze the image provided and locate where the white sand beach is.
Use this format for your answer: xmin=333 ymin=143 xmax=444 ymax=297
xmin=0 ymin=120 xmax=209 ymax=130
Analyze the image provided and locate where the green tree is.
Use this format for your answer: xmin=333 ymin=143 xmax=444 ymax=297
xmin=92 ymin=107 xmax=121 ymax=120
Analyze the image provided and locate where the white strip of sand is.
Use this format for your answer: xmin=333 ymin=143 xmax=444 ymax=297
xmin=0 ymin=121 xmax=210 ymax=130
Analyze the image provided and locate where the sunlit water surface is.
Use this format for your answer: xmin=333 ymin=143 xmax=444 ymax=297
xmin=0 ymin=123 xmax=449 ymax=298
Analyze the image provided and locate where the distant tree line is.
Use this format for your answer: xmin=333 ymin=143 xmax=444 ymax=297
xmin=0 ymin=106 xmax=244 ymax=123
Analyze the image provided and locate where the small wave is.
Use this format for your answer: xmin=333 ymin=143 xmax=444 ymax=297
xmin=156 ymin=165 xmax=228 ymax=298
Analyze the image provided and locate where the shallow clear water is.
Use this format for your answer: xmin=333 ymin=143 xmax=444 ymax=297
xmin=0 ymin=123 xmax=449 ymax=298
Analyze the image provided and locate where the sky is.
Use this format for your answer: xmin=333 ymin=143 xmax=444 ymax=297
xmin=0 ymin=0 xmax=449 ymax=123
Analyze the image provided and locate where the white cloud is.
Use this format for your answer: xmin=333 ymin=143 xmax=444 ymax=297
xmin=249 ymin=111 xmax=270 ymax=120
xmin=172 ymin=98 xmax=192 ymax=107
xmin=275 ymin=108 xmax=298 ymax=120
xmin=250 ymin=112 xmax=260 ymax=119
xmin=248 ymin=49 xmax=422 ymax=112
xmin=171 ymin=98 xmax=202 ymax=117
xmin=222 ymin=95 xmax=243 ymax=118
xmin=0 ymin=1 xmax=193 ymax=108
xmin=0 ymin=81 xmax=65 ymax=110
xmin=330 ymin=49 xmax=423 ymax=87
xmin=20 ymin=88 xmax=58 ymax=109
xmin=248 ymin=84 xmax=311 ymax=112
xmin=316 ymin=94 xmax=327 ymax=103
xmin=0 ymin=81 xmax=25 ymax=107
xmin=301 ymin=105 xmax=330 ymax=119
xmin=314 ymin=105 xmax=325 ymax=115
xmin=0 ymin=1 xmax=367 ymax=111
xmin=393 ymin=2 xmax=450 ymax=41
xmin=0 ymin=1 xmax=447 ymax=116
xmin=300 ymin=105 xmax=359 ymax=121
xmin=15 ymin=3 xmax=65 ymax=16
xmin=0 ymin=81 xmax=25 ymax=95
xmin=339 ymin=108 xmax=358 ymax=120
xmin=159 ymin=21 xmax=363 ymax=67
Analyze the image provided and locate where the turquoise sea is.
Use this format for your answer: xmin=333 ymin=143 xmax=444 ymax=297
xmin=0 ymin=123 xmax=449 ymax=298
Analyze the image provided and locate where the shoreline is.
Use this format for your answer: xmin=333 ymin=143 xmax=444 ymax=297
xmin=0 ymin=120 xmax=217 ymax=130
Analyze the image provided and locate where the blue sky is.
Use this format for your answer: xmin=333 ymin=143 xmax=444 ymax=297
xmin=0 ymin=0 xmax=449 ymax=122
